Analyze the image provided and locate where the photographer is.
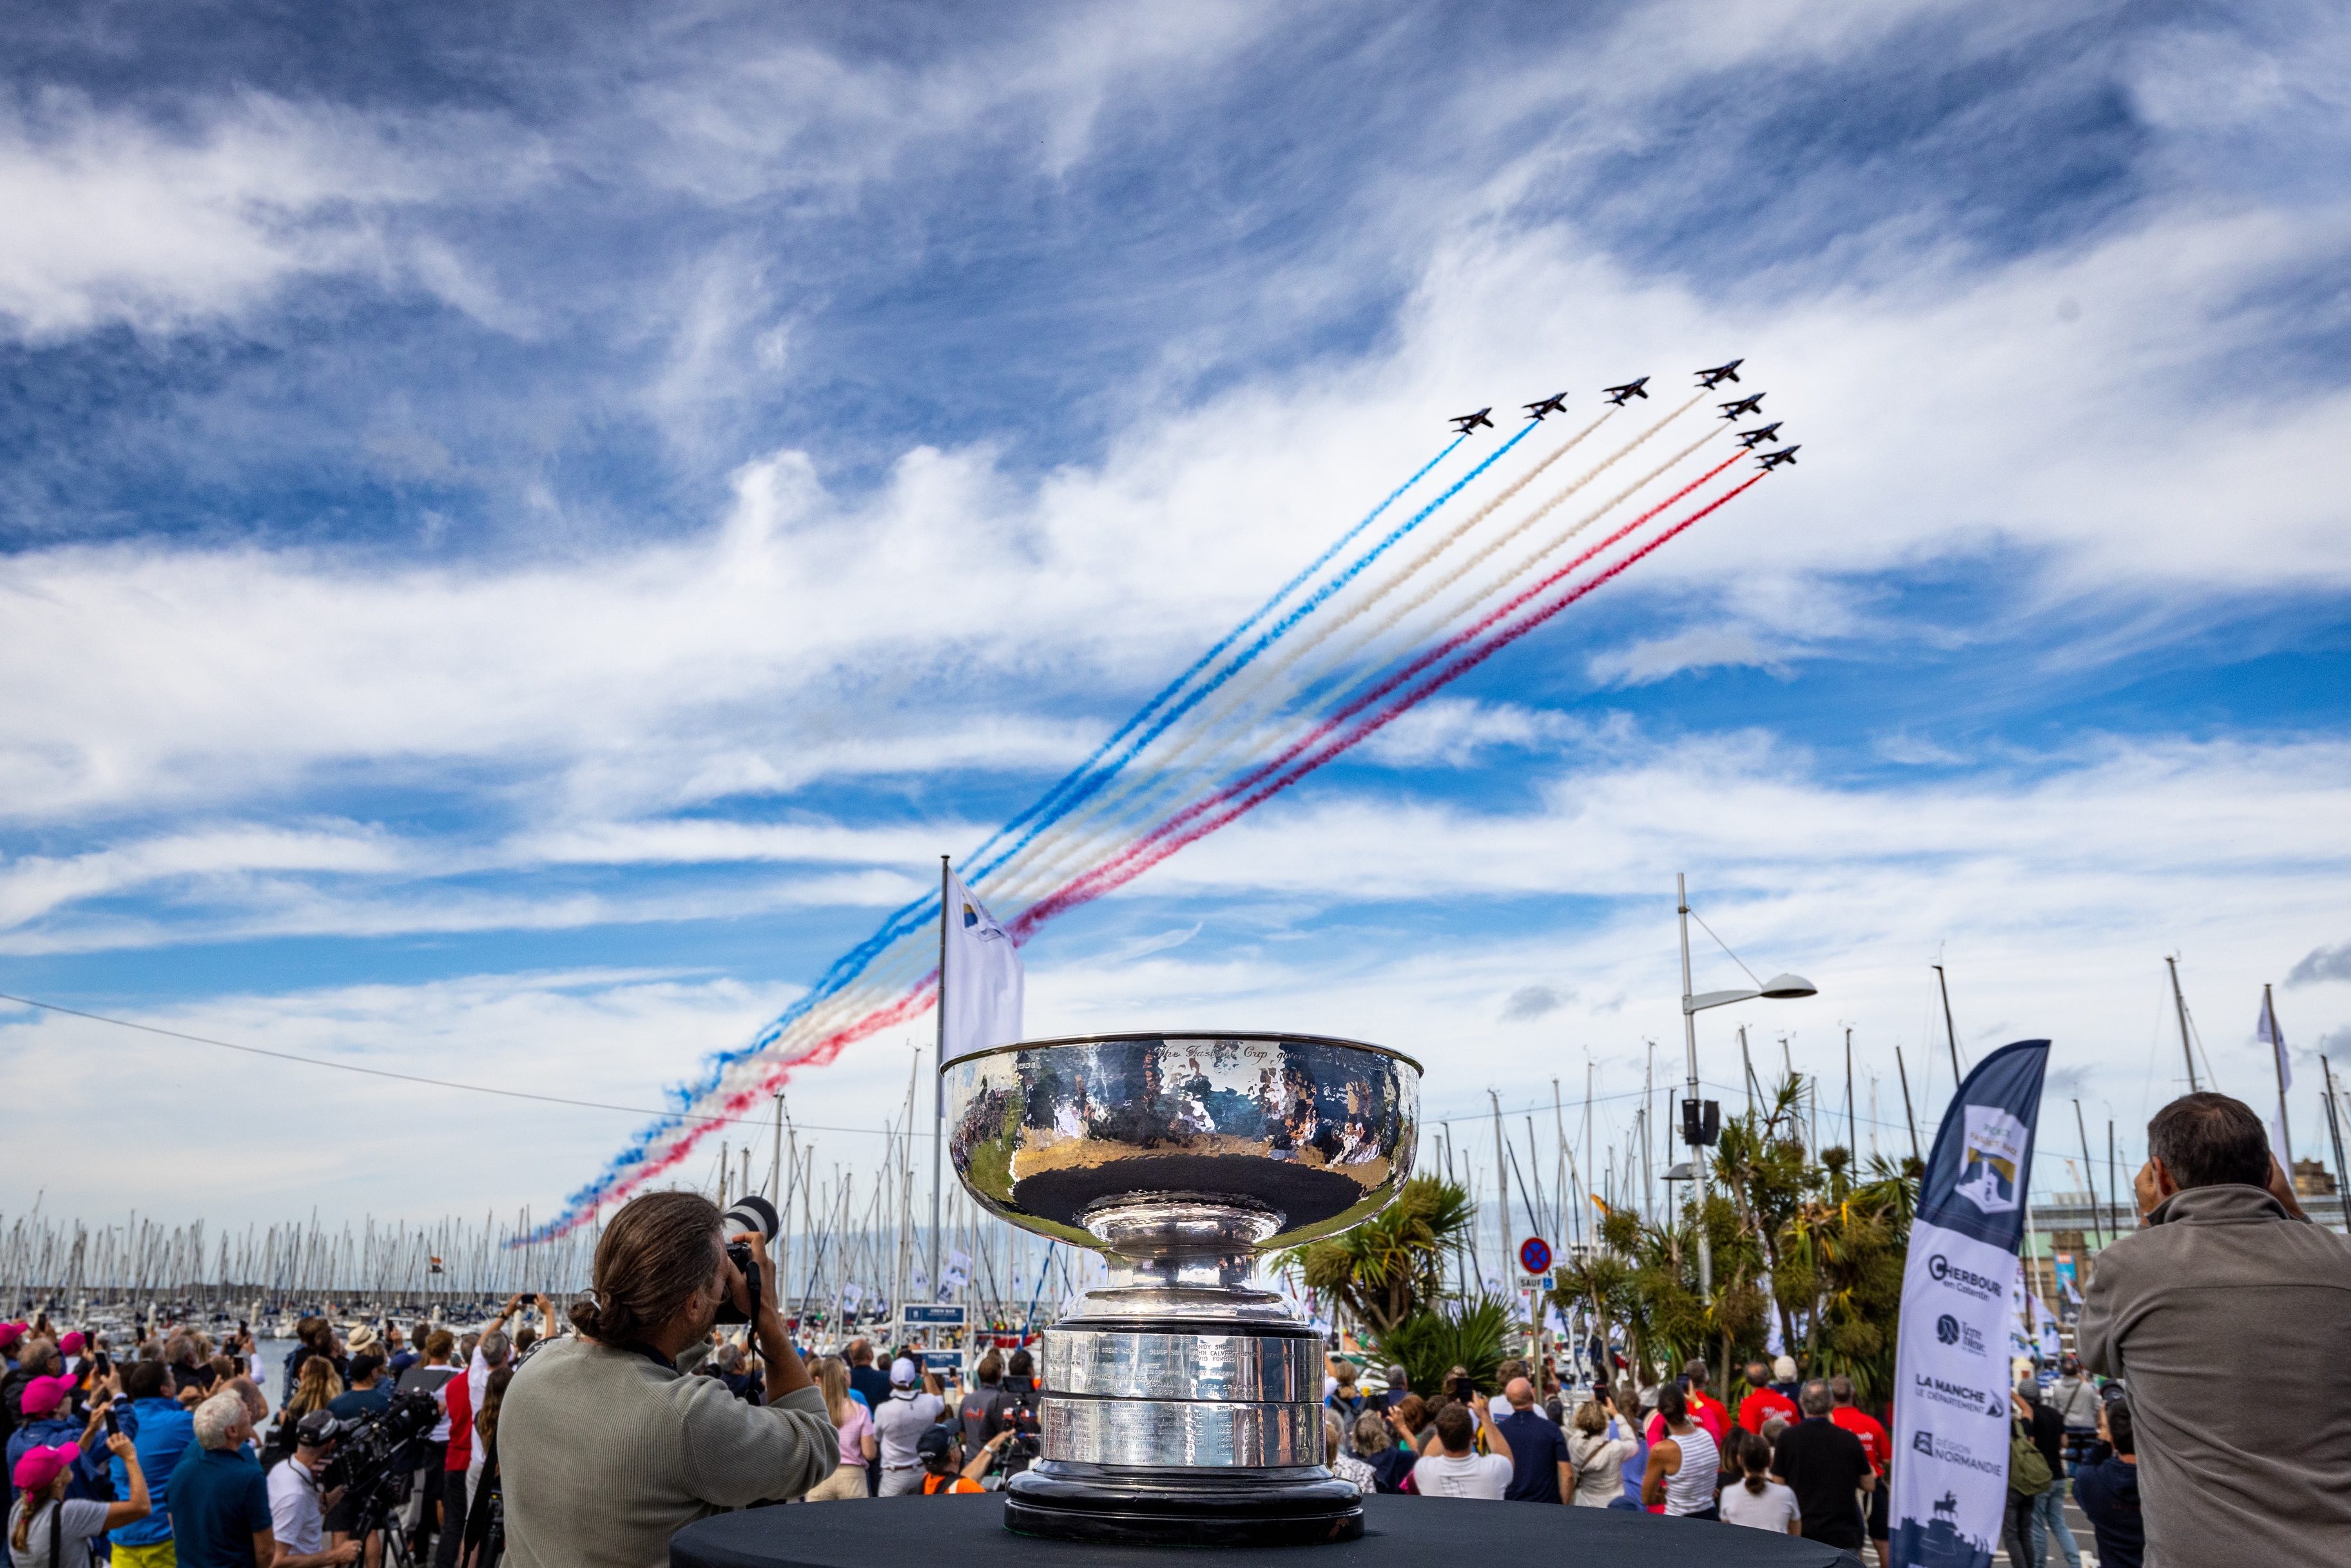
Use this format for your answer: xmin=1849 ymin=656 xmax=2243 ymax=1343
xmin=267 ymin=1412 xmax=363 ymax=1567
xmin=499 ymin=1191 xmax=833 ymax=1568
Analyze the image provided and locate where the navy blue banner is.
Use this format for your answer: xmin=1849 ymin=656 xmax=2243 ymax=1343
xmin=1914 ymin=1039 xmax=2051 ymax=1252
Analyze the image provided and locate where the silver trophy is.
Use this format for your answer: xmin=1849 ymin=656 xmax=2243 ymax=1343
xmin=945 ymin=1031 xmax=1420 ymax=1545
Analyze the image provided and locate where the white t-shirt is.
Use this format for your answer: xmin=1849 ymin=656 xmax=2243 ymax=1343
xmin=269 ymin=1455 xmax=328 ymax=1553
xmin=1719 ymin=1478 xmax=1801 ymax=1533
xmin=1414 ymin=1451 xmax=1513 ymax=1500
xmin=871 ymin=1389 xmax=945 ymax=1468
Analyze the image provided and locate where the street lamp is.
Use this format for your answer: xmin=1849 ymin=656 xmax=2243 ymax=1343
xmin=1678 ymin=871 xmax=1817 ymax=1297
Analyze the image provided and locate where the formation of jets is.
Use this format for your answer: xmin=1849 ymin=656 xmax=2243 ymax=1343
xmin=1449 ymin=362 xmax=1801 ymax=472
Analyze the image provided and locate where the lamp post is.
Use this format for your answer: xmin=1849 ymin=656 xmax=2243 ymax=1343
xmin=1678 ymin=872 xmax=1817 ymax=1297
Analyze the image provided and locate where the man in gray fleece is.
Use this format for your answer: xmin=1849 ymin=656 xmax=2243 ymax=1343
xmin=2078 ymin=1092 xmax=2351 ymax=1565
xmin=499 ymin=1192 xmax=835 ymax=1568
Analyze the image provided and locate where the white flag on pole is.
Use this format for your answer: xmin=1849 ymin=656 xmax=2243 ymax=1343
xmin=940 ymin=867 xmax=1023 ymax=1064
xmin=2258 ymin=990 xmax=2293 ymax=1168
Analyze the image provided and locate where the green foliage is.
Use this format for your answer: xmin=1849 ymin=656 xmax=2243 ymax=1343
xmin=1272 ymin=1174 xmax=1475 ymax=1336
xmin=1373 ymin=1295 xmax=1511 ymax=1398
xmin=1547 ymin=1076 xmax=1919 ymax=1406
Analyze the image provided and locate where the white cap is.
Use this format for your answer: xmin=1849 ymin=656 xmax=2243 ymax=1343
xmin=890 ymin=1357 xmax=919 ymax=1386
xmin=1772 ymin=1355 xmax=1797 ymax=1381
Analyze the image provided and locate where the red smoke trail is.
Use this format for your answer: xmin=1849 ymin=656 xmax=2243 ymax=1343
xmin=547 ymin=975 xmax=940 ymax=1234
xmin=1011 ymin=456 xmax=1748 ymax=938
xmin=1011 ymin=472 xmax=1768 ymax=938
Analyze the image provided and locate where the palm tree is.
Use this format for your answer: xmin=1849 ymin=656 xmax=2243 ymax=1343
xmin=1272 ymin=1174 xmax=1474 ymax=1337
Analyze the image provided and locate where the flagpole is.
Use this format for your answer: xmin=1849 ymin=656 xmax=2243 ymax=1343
xmin=929 ymin=855 xmax=949 ymax=1312
xmin=2266 ymin=984 xmax=2294 ymax=1166
xmin=2322 ymin=1056 xmax=2350 ymax=1234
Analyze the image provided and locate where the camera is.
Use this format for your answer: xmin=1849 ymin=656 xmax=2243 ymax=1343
xmin=716 ymin=1196 xmax=779 ymax=1326
xmin=315 ymin=1391 xmax=442 ymax=1542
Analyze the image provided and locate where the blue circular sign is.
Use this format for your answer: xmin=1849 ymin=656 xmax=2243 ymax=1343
xmin=1518 ymin=1237 xmax=1552 ymax=1274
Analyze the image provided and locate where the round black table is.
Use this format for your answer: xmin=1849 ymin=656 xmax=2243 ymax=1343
xmin=671 ymin=1494 xmax=1861 ymax=1567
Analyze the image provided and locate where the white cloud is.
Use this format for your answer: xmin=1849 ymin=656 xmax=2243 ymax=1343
xmin=1587 ymin=626 xmax=1792 ymax=687
xmin=0 ymin=92 xmax=524 ymax=341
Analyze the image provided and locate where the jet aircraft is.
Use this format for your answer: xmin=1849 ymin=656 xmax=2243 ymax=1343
xmin=1695 ymin=360 xmax=1743 ymax=388
xmin=1602 ymin=377 xmax=1650 ymax=405
xmin=1450 ymin=407 xmax=1495 ymax=434
xmin=1757 ymin=445 xmax=1800 ymax=470
xmin=1522 ymin=392 xmax=1569 ymax=421
xmin=1717 ymin=393 xmax=1765 ymax=420
xmin=1735 ymin=422 xmax=1784 ymax=449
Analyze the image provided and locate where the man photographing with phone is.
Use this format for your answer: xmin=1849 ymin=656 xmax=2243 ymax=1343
xmin=498 ymin=1191 xmax=834 ymax=1568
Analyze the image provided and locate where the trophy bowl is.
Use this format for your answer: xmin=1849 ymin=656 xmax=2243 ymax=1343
xmin=944 ymin=1031 xmax=1420 ymax=1546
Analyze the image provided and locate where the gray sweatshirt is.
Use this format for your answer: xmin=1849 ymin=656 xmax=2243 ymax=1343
xmin=2077 ymin=1183 xmax=2351 ymax=1565
xmin=499 ymin=1337 xmax=836 ymax=1568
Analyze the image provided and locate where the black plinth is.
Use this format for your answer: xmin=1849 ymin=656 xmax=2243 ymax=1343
xmin=670 ymin=1493 xmax=1861 ymax=1568
xmin=1005 ymin=1460 xmax=1362 ymax=1546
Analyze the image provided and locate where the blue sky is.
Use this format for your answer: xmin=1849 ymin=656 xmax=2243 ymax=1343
xmin=5 ymin=0 xmax=2350 ymax=1226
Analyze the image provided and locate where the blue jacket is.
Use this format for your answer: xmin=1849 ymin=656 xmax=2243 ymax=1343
xmin=5 ymin=1415 xmax=104 ymax=1500
xmin=111 ymin=1398 xmax=197 ymax=1546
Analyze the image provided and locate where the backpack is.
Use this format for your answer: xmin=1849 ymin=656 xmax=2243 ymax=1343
xmin=2008 ymin=1425 xmax=2053 ymax=1496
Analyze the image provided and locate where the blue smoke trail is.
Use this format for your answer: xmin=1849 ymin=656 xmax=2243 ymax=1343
xmin=965 ymin=420 xmax=1539 ymax=884
xmin=954 ymin=434 xmax=1466 ymax=877
xmin=557 ymin=433 xmax=1475 ymax=1206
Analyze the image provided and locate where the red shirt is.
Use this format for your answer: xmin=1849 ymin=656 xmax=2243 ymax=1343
xmin=443 ymin=1373 xmax=474 ymax=1471
xmin=1738 ymin=1387 xmax=1800 ymax=1433
xmin=1830 ymin=1406 xmax=1889 ymax=1473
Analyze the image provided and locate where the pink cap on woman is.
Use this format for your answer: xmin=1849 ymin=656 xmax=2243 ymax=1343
xmin=10 ymin=1444 xmax=81 ymax=1491
xmin=0 ymin=1322 xmax=27 ymax=1351
xmin=58 ymin=1331 xmax=86 ymax=1356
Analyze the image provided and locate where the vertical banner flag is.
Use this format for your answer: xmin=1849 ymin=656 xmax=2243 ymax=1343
xmin=2258 ymin=988 xmax=2293 ymax=1168
xmin=1891 ymin=1038 xmax=2051 ymax=1568
xmin=941 ymin=867 xmax=1024 ymax=1063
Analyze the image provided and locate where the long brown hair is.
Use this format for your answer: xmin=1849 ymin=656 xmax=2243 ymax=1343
xmin=1736 ymin=1430 xmax=1773 ymax=1495
xmin=813 ymin=1356 xmax=851 ymax=1427
xmin=568 ymin=1192 xmax=724 ymax=1346
xmin=289 ymin=1355 xmax=343 ymax=1417
xmin=10 ymin=1473 xmax=66 ymax=1554
xmin=476 ymin=1366 xmax=516 ymax=1448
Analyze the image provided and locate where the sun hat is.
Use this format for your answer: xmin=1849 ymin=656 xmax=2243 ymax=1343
xmin=19 ymin=1374 xmax=77 ymax=1417
xmin=889 ymin=1357 xmax=920 ymax=1386
xmin=347 ymin=1326 xmax=381 ymax=1355
xmin=10 ymin=1444 xmax=80 ymax=1491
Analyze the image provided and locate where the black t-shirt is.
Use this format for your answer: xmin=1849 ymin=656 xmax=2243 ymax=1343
xmin=1771 ymin=1416 xmax=1872 ymax=1549
xmin=2020 ymin=1400 xmax=2065 ymax=1473
xmin=1493 ymin=1408 xmax=1569 ymax=1503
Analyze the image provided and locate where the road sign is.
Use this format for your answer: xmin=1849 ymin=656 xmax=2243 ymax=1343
xmin=900 ymin=1304 xmax=967 ymax=1328
xmin=1514 ymin=1273 xmax=1554 ymax=1292
xmin=1518 ymin=1237 xmax=1553 ymax=1274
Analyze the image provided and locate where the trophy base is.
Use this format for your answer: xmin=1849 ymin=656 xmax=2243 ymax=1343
xmin=1003 ymin=1461 xmax=1365 ymax=1547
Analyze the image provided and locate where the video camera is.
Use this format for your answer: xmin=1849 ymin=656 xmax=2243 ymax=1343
xmin=716 ymin=1196 xmax=778 ymax=1326
xmin=314 ymin=1391 xmax=441 ymax=1541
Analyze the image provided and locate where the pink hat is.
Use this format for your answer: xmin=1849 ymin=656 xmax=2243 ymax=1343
xmin=10 ymin=1443 xmax=79 ymax=1491
xmin=0 ymin=1322 xmax=26 ymax=1351
xmin=58 ymin=1331 xmax=85 ymax=1356
xmin=19 ymin=1373 xmax=76 ymax=1417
